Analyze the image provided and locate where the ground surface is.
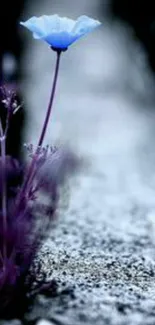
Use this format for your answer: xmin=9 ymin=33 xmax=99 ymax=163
xmin=25 ymin=190 xmax=155 ymax=325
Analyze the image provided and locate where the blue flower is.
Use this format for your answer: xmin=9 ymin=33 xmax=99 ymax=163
xmin=20 ymin=14 xmax=101 ymax=50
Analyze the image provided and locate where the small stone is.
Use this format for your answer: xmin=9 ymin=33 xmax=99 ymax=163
xmin=36 ymin=319 xmax=54 ymax=325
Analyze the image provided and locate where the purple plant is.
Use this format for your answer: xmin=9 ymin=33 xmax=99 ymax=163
xmin=0 ymin=60 xmax=76 ymax=316
xmin=0 ymin=14 xmax=101 ymax=317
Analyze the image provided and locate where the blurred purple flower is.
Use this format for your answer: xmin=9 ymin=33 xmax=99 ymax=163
xmin=20 ymin=14 xmax=101 ymax=50
xmin=0 ymin=147 xmax=78 ymax=316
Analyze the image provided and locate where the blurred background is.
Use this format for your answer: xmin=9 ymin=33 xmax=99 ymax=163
xmin=1 ymin=0 xmax=155 ymax=210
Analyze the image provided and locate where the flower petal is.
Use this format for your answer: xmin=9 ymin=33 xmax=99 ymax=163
xmin=40 ymin=31 xmax=76 ymax=49
xmin=45 ymin=15 xmax=75 ymax=33
xmin=20 ymin=16 xmax=46 ymax=38
xmin=20 ymin=14 xmax=101 ymax=49
xmin=72 ymin=15 xmax=101 ymax=36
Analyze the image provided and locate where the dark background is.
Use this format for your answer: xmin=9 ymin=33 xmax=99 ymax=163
xmin=111 ymin=0 xmax=155 ymax=73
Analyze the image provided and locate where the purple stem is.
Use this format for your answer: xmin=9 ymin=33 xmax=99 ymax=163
xmin=5 ymin=98 xmax=13 ymax=137
xmin=16 ymin=50 xmax=61 ymax=204
xmin=38 ymin=50 xmax=61 ymax=147
xmin=0 ymin=120 xmax=7 ymax=262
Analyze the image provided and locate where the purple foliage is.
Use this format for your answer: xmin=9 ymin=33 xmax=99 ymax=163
xmin=0 ymin=147 xmax=77 ymax=316
xmin=0 ymin=148 xmax=77 ymax=316
xmin=0 ymin=86 xmax=78 ymax=316
xmin=0 ymin=41 xmax=79 ymax=316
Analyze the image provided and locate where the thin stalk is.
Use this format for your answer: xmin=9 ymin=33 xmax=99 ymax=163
xmin=5 ymin=104 xmax=12 ymax=138
xmin=0 ymin=119 xmax=7 ymax=261
xmin=0 ymin=251 xmax=4 ymax=265
xmin=38 ymin=50 xmax=61 ymax=147
xmin=15 ymin=50 xmax=61 ymax=205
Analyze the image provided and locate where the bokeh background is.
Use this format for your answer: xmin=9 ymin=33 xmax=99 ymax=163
xmin=1 ymin=0 xmax=155 ymax=210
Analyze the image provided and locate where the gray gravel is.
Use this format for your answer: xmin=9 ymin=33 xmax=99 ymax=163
xmin=24 ymin=170 xmax=155 ymax=325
